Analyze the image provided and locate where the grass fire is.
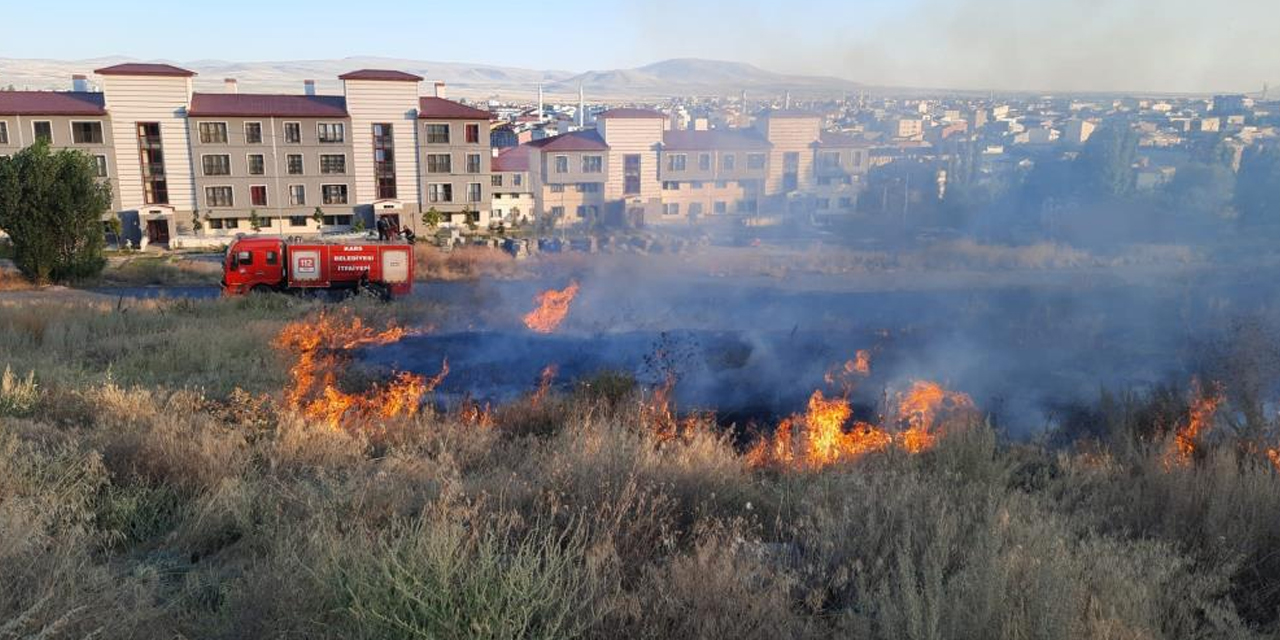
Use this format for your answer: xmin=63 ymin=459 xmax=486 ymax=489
xmin=5 ymin=265 xmax=1280 ymax=639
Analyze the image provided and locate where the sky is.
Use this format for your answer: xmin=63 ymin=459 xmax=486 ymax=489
xmin=1 ymin=0 xmax=1276 ymax=93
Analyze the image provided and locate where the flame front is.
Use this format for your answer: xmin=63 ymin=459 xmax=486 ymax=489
xmin=275 ymin=310 xmax=445 ymax=429
xmin=1167 ymin=379 xmax=1224 ymax=467
xmin=531 ymin=364 xmax=558 ymax=407
xmin=1268 ymin=448 xmax=1280 ymax=472
xmin=895 ymin=380 xmax=975 ymax=453
xmin=523 ymin=281 xmax=581 ymax=333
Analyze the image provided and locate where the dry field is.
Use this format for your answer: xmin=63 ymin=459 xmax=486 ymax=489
xmin=1 ymin=295 xmax=1279 ymax=639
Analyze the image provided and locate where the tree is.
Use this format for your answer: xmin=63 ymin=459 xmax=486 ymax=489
xmin=1161 ymin=162 xmax=1236 ymax=219
xmin=248 ymin=209 xmax=262 ymax=232
xmin=1235 ymin=144 xmax=1280 ymax=227
xmin=422 ymin=206 xmax=443 ymax=229
xmin=105 ymin=214 xmax=123 ymax=249
xmin=461 ymin=206 xmax=477 ymax=231
xmin=0 ymin=142 xmax=112 ymax=283
xmin=312 ymin=206 xmax=325 ymax=230
xmin=191 ymin=208 xmax=203 ymax=235
xmin=1074 ymin=123 xmax=1139 ymax=199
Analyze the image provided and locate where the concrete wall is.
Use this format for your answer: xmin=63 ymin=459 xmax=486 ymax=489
xmin=416 ymin=117 xmax=492 ymax=225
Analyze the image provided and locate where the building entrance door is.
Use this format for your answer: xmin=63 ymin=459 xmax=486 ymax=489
xmin=145 ymin=219 xmax=170 ymax=245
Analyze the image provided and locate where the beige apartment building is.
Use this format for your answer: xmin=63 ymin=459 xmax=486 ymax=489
xmin=3 ymin=63 xmax=870 ymax=241
xmin=490 ymin=146 xmax=534 ymax=224
xmin=417 ymin=97 xmax=493 ymax=227
xmin=187 ymin=91 xmax=356 ymax=236
xmin=0 ymin=89 xmax=122 ymax=212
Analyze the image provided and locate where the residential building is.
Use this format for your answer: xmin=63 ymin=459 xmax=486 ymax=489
xmin=490 ymin=146 xmax=534 ymax=224
xmin=417 ymin=96 xmax=494 ymax=227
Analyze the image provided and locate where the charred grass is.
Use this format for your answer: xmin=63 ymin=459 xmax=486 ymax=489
xmin=1 ymin=299 xmax=1278 ymax=639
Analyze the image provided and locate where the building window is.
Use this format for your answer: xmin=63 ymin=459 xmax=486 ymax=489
xmin=225 ymin=218 xmax=239 ymax=229
xmin=71 ymin=121 xmax=104 ymax=144
xmin=205 ymin=186 xmax=233 ymax=208
xmin=699 ymin=153 xmax=711 ymax=171
xmin=208 ymin=218 xmax=224 ymax=230
xmin=136 ymin=122 xmax=168 ymax=205
xmin=320 ymin=154 xmax=346 ymax=174
xmin=425 ymin=123 xmax=449 ymax=144
xmin=465 ymin=123 xmax=480 ymax=143
xmin=245 ymin=122 xmax=263 ymax=144
xmin=284 ymin=122 xmax=301 ymax=144
xmin=662 ymin=181 xmax=680 ymax=190
xmin=549 ymin=184 xmax=565 ymax=193
xmin=250 ymin=185 xmax=268 ymax=207
xmin=491 ymin=175 xmax=503 ymax=187
xmin=666 ymin=154 xmax=687 ymax=171
xmin=554 ymin=155 xmax=569 ymax=173
xmin=820 ymin=151 xmax=840 ymax=168
xmin=33 ymin=121 xmax=52 ymax=144
xmin=202 ymin=154 xmax=231 ymax=176
xmin=426 ymin=153 xmax=451 ymax=173
xmin=287 ymin=154 xmax=304 ymax=175
xmin=427 ymin=183 xmax=452 ymax=203
xmin=248 ymin=154 xmax=265 ymax=175
xmin=0 ymin=122 xmax=8 ymax=144
xmin=322 ymin=184 xmax=349 ymax=205
xmin=289 ymin=185 xmax=306 ymax=206
xmin=582 ymin=155 xmax=603 ymax=173
xmin=663 ymin=203 xmax=680 ymax=216
xmin=289 ymin=216 xmax=308 ymax=227
xmin=373 ymin=123 xmax=396 ymax=199
xmin=466 ymin=153 xmax=481 ymax=174
xmin=467 ymin=182 xmax=482 ymax=202
xmin=714 ymin=201 xmax=727 ymax=214
xmin=323 ymin=215 xmax=352 ymax=226
xmin=722 ymin=153 xmax=736 ymax=171
xmin=318 ymin=122 xmax=345 ymax=144
xmin=550 ymin=206 xmax=565 ymax=219
xmin=93 ymin=155 xmax=108 ymax=178
xmin=576 ymin=183 xmax=600 ymax=193
xmin=624 ymin=154 xmax=641 ymax=195
xmin=198 ymin=122 xmax=228 ymax=144
xmin=513 ymin=174 xmax=523 ymax=187
xmin=747 ymin=153 xmax=766 ymax=170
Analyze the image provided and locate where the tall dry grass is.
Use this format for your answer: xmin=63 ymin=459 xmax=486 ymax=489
xmin=0 ymin=298 xmax=1276 ymax=639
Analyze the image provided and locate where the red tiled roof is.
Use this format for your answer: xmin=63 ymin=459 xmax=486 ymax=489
xmin=0 ymin=91 xmax=106 ymax=116
xmin=492 ymin=145 xmax=531 ymax=172
xmin=662 ymin=129 xmax=771 ymax=151
xmin=95 ymin=63 xmax=195 ymax=77
xmin=338 ymin=69 xmax=424 ymax=82
xmin=817 ymin=131 xmax=873 ymax=148
xmin=597 ymin=108 xmax=666 ymax=120
xmin=417 ymin=97 xmax=491 ymax=120
xmin=527 ymin=129 xmax=609 ymax=152
xmin=188 ymin=93 xmax=348 ymax=118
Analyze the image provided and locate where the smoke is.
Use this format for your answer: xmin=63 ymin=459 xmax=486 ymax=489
xmin=361 ymin=259 xmax=1279 ymax=438
xmin=628 ymin=0 xmax=1280 ymax=93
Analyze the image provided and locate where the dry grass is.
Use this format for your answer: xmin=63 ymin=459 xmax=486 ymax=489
xmin=0 ymin=298 xmax=1276 ymax=639
xmin=414 ymin=244 xmax=529 ymax=281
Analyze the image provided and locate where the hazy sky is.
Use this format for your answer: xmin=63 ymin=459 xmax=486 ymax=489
xmin=1 ymin=0 xmax=1275 ymax=93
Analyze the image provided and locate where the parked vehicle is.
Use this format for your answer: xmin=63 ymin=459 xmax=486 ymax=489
xmin=220 ymin=236 xmax=413 ymax=299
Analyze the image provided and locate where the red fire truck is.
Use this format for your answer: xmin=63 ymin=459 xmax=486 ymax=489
xmin=220 ymin=236 xmax=414 ymax=298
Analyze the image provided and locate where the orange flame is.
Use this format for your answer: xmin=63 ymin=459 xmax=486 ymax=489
xmin=895 ymin=380 xmax=975 ymax=454
xmin=642 ymin=374 xmax=708 ymax=443
xmin=523 ymin=281 xmax=581 ymax=333
xmin=531 ymin=364 xmax=558 ymax=407
xmin=275 ymin=310 xmax=445 ymax=429
xmin=748 ymin=369 xmax=974 ymax=471
xmin=1167 ymin=379 xmax=1224 ymax=467
xmin=1267 ymin=448 xmax=1280 ymax=472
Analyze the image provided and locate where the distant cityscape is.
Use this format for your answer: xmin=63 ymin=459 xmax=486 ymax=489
xmin=0 ymin=59 xmax=1275 ymax=247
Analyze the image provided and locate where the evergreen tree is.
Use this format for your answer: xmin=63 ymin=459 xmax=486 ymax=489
xmin=0 ymin=142 xmax=112 ymax=283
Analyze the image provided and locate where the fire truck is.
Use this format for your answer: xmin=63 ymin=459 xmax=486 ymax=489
xmin=220 ymin=236 xmax=414 ymax=299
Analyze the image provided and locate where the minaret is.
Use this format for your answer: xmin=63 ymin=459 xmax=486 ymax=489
xmin=537 ymin=83 xmax=545 ymax=122
xmin=784 ymin=91 xmax=791 ymax=110
xmin=578 ymin=84 xmax=585 ymax=128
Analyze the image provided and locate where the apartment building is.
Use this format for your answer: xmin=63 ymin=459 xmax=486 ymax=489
xmin=3 ymin=63 xmax=870 ymax=240
xmin=1 ymin=63 xmax=498 ymax=245
xmin=526 ymin=130 xmax=609 ymax=226
xmin=0 ymin=89 xmax=122 ymax=213
xmin=490 ymin=146 xmax=534 ymax=224
xmin=187 ymin=90 xmax=355 ymax=235
xmin=417 ymin=97 xmax=493 ymax=226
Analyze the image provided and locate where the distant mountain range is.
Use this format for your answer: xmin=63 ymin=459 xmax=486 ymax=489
xmin=0 ymin=56 xmax=865 ymax=101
